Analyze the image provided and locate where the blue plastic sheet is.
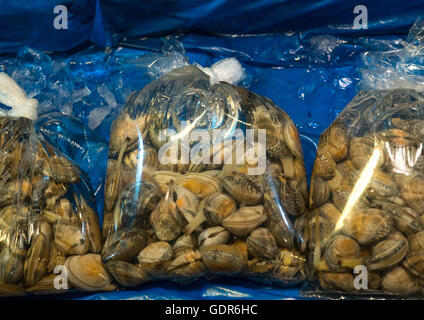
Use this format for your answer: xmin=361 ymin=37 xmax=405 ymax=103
xmin=0 ymin=0 xmax=423 ymax=300
xmin=0 ymin=0 xmax=106 ymax=53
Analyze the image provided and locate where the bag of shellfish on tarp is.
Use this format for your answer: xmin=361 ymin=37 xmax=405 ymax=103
xmin=0 ymin=73 xmax=112 ymax=296
xmin=102 ymin=58 xmax=309 ymax=288
xmin=303 ymin=18 xmax=424 ymax=298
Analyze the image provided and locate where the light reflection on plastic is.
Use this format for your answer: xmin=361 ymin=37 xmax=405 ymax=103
xmin=334 ymin=145 xmax=382 ymax=232
xmin=384 ymin=140 xmax=422 ymax=175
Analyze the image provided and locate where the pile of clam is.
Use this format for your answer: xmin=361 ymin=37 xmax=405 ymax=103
xmin=0 ymin=117 xmax=111 ymax=296
xmin=102 ymin=73 xmax=308 ymax=287
xmin=308 ymin=89 xmax=424 ymax=296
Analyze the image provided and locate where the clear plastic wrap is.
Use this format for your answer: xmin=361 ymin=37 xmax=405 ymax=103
xmin=0 ymin=73 xmax=109 ymax=296
xmin=305 ymin=19 xmax=424 ymax=298
xmin=102 ymin=64 xmax=309 ymax=288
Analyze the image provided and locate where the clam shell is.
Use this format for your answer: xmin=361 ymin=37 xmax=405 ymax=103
xmin=382 ymin=266 xmax=420 ymax=295
xmin=152 ymin=171 xmax=182 ymax=194
xmin=24 ymin=234 xmax=49 ymax=286
xmin=173 ymin=234 xmax=197 ymax=256
xmin=176 ymin=173 xmax=222 ymax=199
xmin=202 ymin=192 xmax=237 ymax=225
xmin=166 ymin=249 xmax=204 ymax=281
xmin=137 ymin=241 xmax=173 ymax=267
xmin=309 ymin=176 xmax=331 ymax=209
xmin=342 ymin=209 xmax=392 ymax=245
xmin=200 ymin=244 xmax=247 ymax=275
xmin=102 ymin=228 xmax=147 ymax=262
xmin=318 ymin=203 xmax=341 ymax=227
xmin=319 ymin=272 xmax=355 ymax=292
xmin=367 ymin=232 xmax=408 ymax=271
xmin=408 ymin=231 xmax=424 ymax=251
xmin=247 ymin=228 xmax=279 ymax=259
xmin=222 ymin=205 xmax=266 ymax=237
xmin=150 ymin=198 xmax=182 ymax=241
xmin=64 ymin=254 xmax=115 ymax=292
xmin=324 ymin=235 xmax=361 ymax=272
xmin=54 ymin=223 xmax=89 ymax=255
xmin=402 ymin=251 xmax=424 ymax=280
xmin=349 ymin=135 xmax=377 ymax=170
xmin=223 ymin=172 xmax=263 ymax=205
xmin=320 ymin=121 xmax=348 ymax=162
xmin=105 ymin=261 xmax=150 ymax=287
xmin=312 ymin=148 xmax=336 ymax=180
xmin=280 ymin=177 xmax=305 ymax=215
xmin=199 ymin=226 xmax=230 ymax=248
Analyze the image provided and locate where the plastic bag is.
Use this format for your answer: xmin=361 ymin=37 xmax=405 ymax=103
xmin=0 ymin=73 xmax=110 ymax=296
xmin=102 ymin=62 xmax=309 ymax=288
xmin=305 ymin=19 xmax=424 ymax=298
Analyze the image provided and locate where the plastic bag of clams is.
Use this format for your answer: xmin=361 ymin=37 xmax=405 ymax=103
xmin=102 ymin=64 xmax=309 ymax=288
xmin=0 ymin=73 xmax=107 ymax=297
xmin=306 ymin=88 xmax=424 ymax=297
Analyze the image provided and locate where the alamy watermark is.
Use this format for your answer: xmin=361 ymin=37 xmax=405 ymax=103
xmin=353 ymin=5 xmax=368 ymax=30
xmin=157 ymin=121 xmax=267 ymax=175
xmin=53 ymin=5 xmax=68 ymax=30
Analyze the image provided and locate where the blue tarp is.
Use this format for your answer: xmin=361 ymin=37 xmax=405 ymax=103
xmin=0 ymin=0 xmax=423 ymax=300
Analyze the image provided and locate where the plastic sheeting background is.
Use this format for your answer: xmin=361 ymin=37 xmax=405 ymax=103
xmin=1 ymin=0 xmax=424 ymax=300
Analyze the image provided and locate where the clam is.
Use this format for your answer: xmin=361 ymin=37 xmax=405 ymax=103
xmin=320 ymin=121 xmax=349 ymax=162
xmin=184 ymin=192 xmax=236 ymax=235
xmin=174 ymin=234 xmax=197 ymax=256
xmin=324 ymin=235 xmax=361 ymax=272
xmin=47 ymin=155 xmax=80 ymax=184
xmin=223 ymin=172 xmax=263 ymax=205
xmin=222 ymin=205 xmax=266 ymax=237
xmin=74 ymin=194 xmax=102 ymax=253
xmin=319 ymin=272 xmax=356 ymax=292
xmin=150 ymin=196 xmax=182 ymax=241
xmin=199 ymin=226 xmax=230 ymax=248
xmin=47 ymin=242 xmax=66 ymax=273
xmin=264 ymin=195 xmax=294 ymax=249
xmin=382 ymin=266 xmax=420 ymax=295
xmin=173 ymin=185 xmax=199 ymax=225
xmin=65 ymin=254 xmax=115 ymax=292
xmin=396 ymin=173 xmax=424 ymax=213
xmin=408 ymin=231 xmax=424 ymax=251
xmin=109 ymin=113 xmax=146 ymax=157
xmin=167 ymin=250 xmax=204 ymax=282
xmin=0 ymin=246 xmax=25 ymax=284
xmin=24 ymin=233 xmax=49 ymax=286
xmin=152 ymin=171 xmax=182 ymax=194
xmin=312 ymin=148 xmax=336 ymax=180
xmin=280 ymin=177 xmax=305 ymax=215
xmin=25 ymin=274 xmax=69 ymax=295
xmin=309 ymin=176 xmax=331 ymax=209
xmin=373 ymin=200 xmax=423 ymax=235
xmin=176 ymin=173 xmax=222 ymax=199
xmin=137 ymin=241 xmax=173 ymax=269
xmin=349 ymin=135 xmax=378 ymax=170
xmin=247 ymin=228 xmax=279 ymax=259
xmin=102 ymin=228 xmax=147 ymax=262
xmin=318 ymin=203 xmax=341 ymax=227
xmin=402 ymin=251 xmax=424 ymax=280
xmin=366 ymin=171 xmax=397 ymax=199
xmin=283 ymin=118 xmax=304 ymax=162
xmin=120 ymin=181 xmax=161 ymax=218
xmin=105 ymin=261 xmax=150 ymax=287
xmin=54 ymin=223 xmax=89 ymax=255
xmin=105 ymin=149 xmax=127 ymax=213
xmin=124 ymin=145 xmax=159 ymax=173
xmin=200 ymin=244 xmax=247 ymax=275
xmin=342 ymin=209 xmax=392 ymax=245
xmin=367 ymin=231 xmax=409 ymax=271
